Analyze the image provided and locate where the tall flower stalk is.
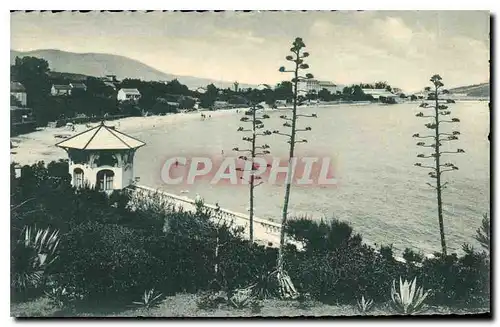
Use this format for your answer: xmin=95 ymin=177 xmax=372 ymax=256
xmin=413 ymin=74 xmax=464 ymax=256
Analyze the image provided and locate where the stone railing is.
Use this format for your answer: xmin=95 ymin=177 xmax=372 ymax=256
xmin=128 ymin=184 xmax=283 ymax=246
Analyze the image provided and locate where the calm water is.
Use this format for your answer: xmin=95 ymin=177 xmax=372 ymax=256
xmin=134 ymin=102 xmax=490 ymax=254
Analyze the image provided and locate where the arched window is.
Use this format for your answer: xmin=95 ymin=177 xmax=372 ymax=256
xmin=96 ymin=169 xmax=115 ymax=191
xmin=73 ymin=168 xmax=84 ymax=188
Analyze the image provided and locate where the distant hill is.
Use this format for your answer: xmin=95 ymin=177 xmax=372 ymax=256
xmin=448 ymin=82 xmax=490 ymax=97
xmin=11 ymin=49 xmax=255 ymax=90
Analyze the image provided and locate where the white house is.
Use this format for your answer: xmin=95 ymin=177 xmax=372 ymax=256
xmin=10 ymin=82 xmax=27 ymax=106
xmin=117 ymin=88 xmax=141 ymax=102
xmin=55 ymin=121 xmax=145 ymax=191
xmin=69 ymin=83 xmax=87 ymax=93
xmin=51 ymin=84 xmax=72 ymax=96
xmin=298 ymin=79 xmax=342 ymax=95
xmin=361 ymin=88 xmax=396 ymax=100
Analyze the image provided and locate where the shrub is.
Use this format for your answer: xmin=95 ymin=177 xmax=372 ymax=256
xmin=11 ymin=225 xmax=61 ymax=300
xmin=474 ymin=214 xmax=490 ymax=252
xmin=286 ymin=216 xmax=362 ymax=253
xmin=357 ymin=295 xmax=374 ymax=314
xmin=417 ymin=247 xmax=489 ymax=308
xmin=403 ymin=248 xmax=424 ymax=263
xmin=132 ymin=288 xmax=164 ymax=309
xmin=196 ymin=291 xmax=228 ymax=310
xmin=54 ymin=221 xmax=164 ymax=303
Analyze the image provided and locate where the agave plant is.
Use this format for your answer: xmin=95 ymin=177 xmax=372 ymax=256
xmin=357 ymin=295 xmax=374 ymax=314
xmin=390 ymin=277 xmax=431 ymax=314
xmin=44 ymin=285 xmax=83 ymax=308
xmin=228 ymin=287 xmax=257 ymax=309
xmin=11 ymin=225 xmax=60 ymax=292
xmin=132 ymin=288 xmax=164 ymax=309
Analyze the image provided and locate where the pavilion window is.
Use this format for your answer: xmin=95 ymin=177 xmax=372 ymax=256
xmin=73 ymin=168 xmax=84 ymax=188
xmin=97 ymin=169 xmax=115 ymax=191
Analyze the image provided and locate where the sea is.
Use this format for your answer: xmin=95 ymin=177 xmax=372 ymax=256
xmin=133 ymin=101 xmax=490 ymax=255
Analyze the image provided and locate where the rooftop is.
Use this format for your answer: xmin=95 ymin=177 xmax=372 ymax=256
xmin=11 ymin=82 xmax=26 ymax=92
xmin=119 ymin=88 xmax=141 ymax=95
xmin=52 ymin=84 xmax=72 ymax=90
xmin=55 ymin=122 xmax=146 ymax=150
xmin=70 ymin=83 xmax=87 ymax=89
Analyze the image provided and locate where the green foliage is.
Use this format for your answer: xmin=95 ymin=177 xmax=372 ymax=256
xmin=228 ymin=287 xmax=257 ymax=309
xmin=196 ymin=291 xmax=228 ymax=310
xmin=10 ymin=160 xmax=490 ymax=311
xmin=55 ymin=221 xmax=163 ymax=302
xmin=199 ymin=84 xmax=219 ymax=108
xmin=11 ymin=225 xmax=61 ymax=297
xmin=402 ymin=248 xmax=424 ymax=263
xmin=390 ymin=277 xmax=431 ymax=314
xmin=357 ymin=295 xmax=374 ymax=314
xmin=44 ymin=284 xmax=83 ymax=308
xmin=286 ymin=217 xmax=362 ymax=253
xmin=132 ymin=288 xmax=165 ymax=309
xmin=474 ymin=214 xmax=490 ymax=252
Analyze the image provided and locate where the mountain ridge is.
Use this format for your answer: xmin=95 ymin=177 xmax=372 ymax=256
xmin=10 ymin=49 xmax=256 ymax=90
xmin=448 ymin=82 xmax=489 ymax=97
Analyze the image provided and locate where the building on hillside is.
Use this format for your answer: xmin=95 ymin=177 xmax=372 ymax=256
xmin=51 ymin=84 xmax=72 ymax=96
xmin=166 ymin=101 xmax=180 ymax=108
xmin=213 ymin=100 xmax=230 ymax=110
xmin=11 ymin=106 xmax=36 ymax=135
xmin=361 ymin=88 xmax=396 ymax=100
xmin=100 ymin=74 xmax=119 ymax=83
xmin=298 ymin=79 xmax=342 ymax=95
xmin=55 ymin=121 xmax=145 ymax=191
xmin=69 ymin=83 xmax=87 ymax=92
xmin=117 ymin=88 xmax=141 ymax=102
xmin=298 ymin=79 xmax=320 ymax=94
xmin=317 ymin=81 xmax=338 ymax=94
xmin=10 ymin=82 xmax=27 ymax=106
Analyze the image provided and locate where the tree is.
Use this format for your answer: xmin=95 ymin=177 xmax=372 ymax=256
xmin=273 ymin=37 xmax=317 ymax=298
xmin=11 ymin=56 xmax=51 ymax=108
xmin=199 ymin=84 xmax=219 ymax=109
xmin=233 ymin=97 xmax=272 ymax=242
xmin=413 ymin=74 xmax=464 ymax=256
xmin=474 ymin=214 xmax=490 ymax=252
xmin=318 ymin=88 xmax=331 ymax=101
xmin=351 ymin=85 xmax=366 ymax=101
xmin=274 ymin=81 xmax=294 ymax=102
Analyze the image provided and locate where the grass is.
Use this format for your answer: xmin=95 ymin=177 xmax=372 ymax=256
xmin=11 ymin=294 xmax=490 ymax=318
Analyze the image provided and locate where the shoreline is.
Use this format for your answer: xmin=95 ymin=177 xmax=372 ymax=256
xmin=10 ymin=108 xmax=243 ymax=166
xmin=10 ymin=98 xmax=486 ymax=166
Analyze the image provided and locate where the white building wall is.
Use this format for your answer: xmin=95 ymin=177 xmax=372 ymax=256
xmin=69 ymin=162 xmax=124 ymax=190
xmin=117 ymin=90 xmax=141 ymax=102
xmin=11 ymin=92 xmax=27 ymax=106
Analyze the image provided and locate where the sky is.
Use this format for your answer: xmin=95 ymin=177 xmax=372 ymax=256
xmin=11 ymin=11 xmax=490 ymax=92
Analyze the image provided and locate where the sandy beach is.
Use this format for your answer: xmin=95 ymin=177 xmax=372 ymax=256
xmin=10 ymin=109 xmax=247 ymax=166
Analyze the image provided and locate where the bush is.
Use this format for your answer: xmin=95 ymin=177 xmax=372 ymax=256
xmin=286 ymin=217 xmax=489 ymax=308
xmin=403 ymin=248 xmax=424 ymax=263
xmin=418 ymin=246 xmax=490 ymax=308
xmin=286 ymin=217 xmax=362 ymax=253
xmin=54 ymin=221 xmax=164 ymax=303
xmin=11 ymin=161 xmax=490 ymax=311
